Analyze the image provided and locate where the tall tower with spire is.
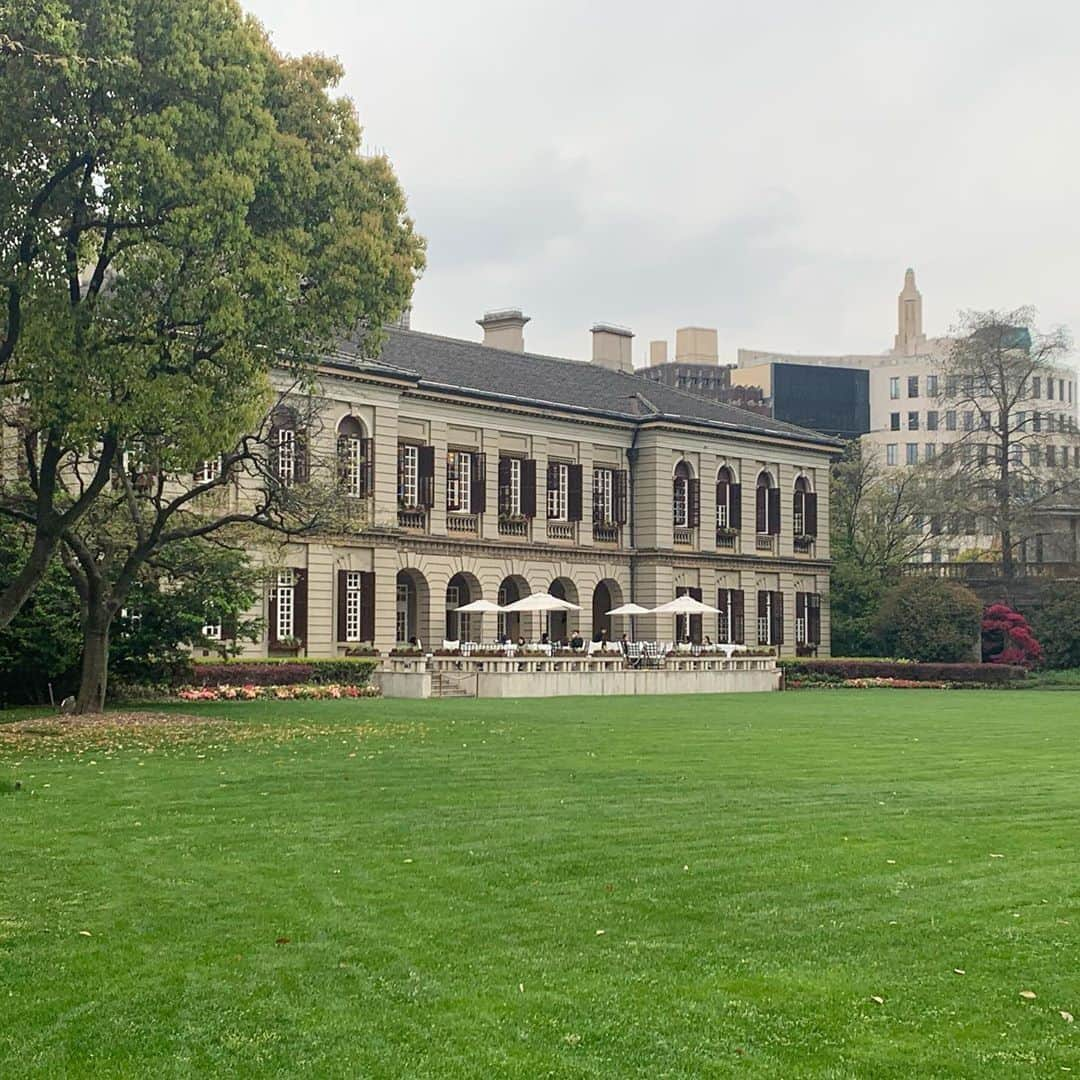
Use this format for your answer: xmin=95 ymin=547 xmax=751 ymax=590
xmin=892 ymin=267 xmax=928 ymax=356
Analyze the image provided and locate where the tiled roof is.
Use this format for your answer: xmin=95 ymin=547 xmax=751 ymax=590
xmin=330 ymin=327 xmax=841 ymax=448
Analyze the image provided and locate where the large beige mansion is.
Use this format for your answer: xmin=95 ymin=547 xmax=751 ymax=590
xmin=246 ymin=313 xmax=838 ymax=658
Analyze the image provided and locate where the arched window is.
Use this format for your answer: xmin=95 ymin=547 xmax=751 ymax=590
xmin=716 ymin=465 xmax=741 ymax=531
xmin=755 ymin=470 xmax=779 ymax=536
xmin=793 ymin=474 xmax=817 ymax=539
xmin=337 ymin=416 xmax=371 ymax=498
xmin=672 ymin=461 xmax=698 ymax=529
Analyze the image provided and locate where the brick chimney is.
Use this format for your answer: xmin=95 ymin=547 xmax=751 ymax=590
xmin=591 ymin=323 xmax=634 ymax=373
xmin=477 ymin=309 xmax=530 ymax=352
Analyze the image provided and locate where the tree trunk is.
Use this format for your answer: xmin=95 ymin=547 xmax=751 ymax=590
xmin=75 ymin=612 xmax=111 ymax=714
xmin=0 ymin=529 xmax=60 ymax=629
xmin=1001 ymin=526 xmax=1015 ymax=581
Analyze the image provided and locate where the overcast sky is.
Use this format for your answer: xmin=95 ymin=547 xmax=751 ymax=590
xmin=246 ymin=0 xmax=1080 ymax=367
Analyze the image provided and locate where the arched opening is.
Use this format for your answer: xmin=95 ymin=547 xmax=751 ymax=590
xmin=548 ymin=577 xmax=579 ymax=644
xmin=496 ymin=575 xmax=530 ymax=643
xmin=756 ymin=469 xmax=778 ymax=536
xmin=445 ymin=571 xmax=482 ymax=642
xmin=395 ymin=568 xmax=430 ymax=647
xmin=337 ymin=415 xmax=370 ymax=498
xmin=672 ymin=460 xmax=692 ymax=528
xmin=716 ymin=465 xmax=735 ymax=529
xmin=592 ymin=579 xmax=624 ymax=642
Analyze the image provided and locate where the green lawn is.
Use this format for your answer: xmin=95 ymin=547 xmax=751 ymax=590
xmin=2 ymin=691 xmax=1078 ymax=1077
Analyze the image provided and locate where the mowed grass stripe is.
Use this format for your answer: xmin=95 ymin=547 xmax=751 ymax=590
xmin=1 ymin=691 xmax=1077 ymax=1077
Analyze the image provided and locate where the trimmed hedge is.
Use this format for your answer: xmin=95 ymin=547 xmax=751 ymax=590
xmin=780 ymin=658 xmax=1027 ymax=685
xmin=187 ymin=658 xmax=379 ymax=688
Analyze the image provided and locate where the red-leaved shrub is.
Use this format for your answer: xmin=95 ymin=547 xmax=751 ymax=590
xmin=981 ymin=603 xmax=1042 ymax=669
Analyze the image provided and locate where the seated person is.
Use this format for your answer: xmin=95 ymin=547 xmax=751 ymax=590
xmin=619 ymin=633 xmax=630 ymax=654
xmin=569 ymin=630 xmax=584 ymax=650
xmin=540 ymin=632 xmax=550 ymax=646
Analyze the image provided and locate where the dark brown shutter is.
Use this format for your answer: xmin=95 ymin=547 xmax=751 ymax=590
xmin=267 ymin=580 xmax=279 ymax=648
xmin=771 ymin=590 xmax=784 ymax=645
xmin=294 ymin=569 xmax=308 ymax=647
xmin=808 ymin=593 xmax=821 ymax=645
xmin=567 ymin=463 xmax=583 ymax=521
xmin=796 ymin=592 xmax=806 ymax=639
xmin=362 ymin=438 xmax=374 ymax=497
xmin=294 ymin=428 xmax=309 ymax=484
xmin=546 ymin=463 xmax=559 ymax=517
xmin=730 ymin=484 xmax=742 ymax=529
xmin=470 ymin=452 xmax=486 ymax=513
xmin=336 ymin=435 xmax=349 ymax=489
xmin=521 ymin=458 xmax=537 ymax=517
xmin=756 ymin=486 xmax=767 ymax=532
xmin=337 ymin=570 xmax=349 ymax=642
xmin=359 ymin=572 xmax=376 ymax=643
xmin=806 ymin=493 xmax=818 ymax=537
xmin=732 ymin=589 xmax=745 ymax=644
xmin=418 ymin=445 xmax=435 ymax=508
xmin=688 ymin=478 xmax=700 ymax=528
xmin=614 ymin=469 xmax=628 ymax=525
xmin=767 ymin=487 xmax=781 ymax=535
xmin=497 ymin=456 xmax=511 ymax=515
xmin=689 ymin=586 xmax=703 ymax=644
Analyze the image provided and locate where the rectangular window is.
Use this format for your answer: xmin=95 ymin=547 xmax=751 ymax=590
xmin=1033 ymin=412 xmax=1042 ymax=433
xmin=946 ymin=410 xmax=957 ymax=431
xmin=396 ymin=582 xmax=409 ymax=642
xmin=276 ymin=570 xmax=295 ymax=641
xmin=447 ymin=450 xmax=472 ymax=512
xmin=946 ymin=375 xmax=959 ymax=397
xmin=963 ymin=411 xmax=974 ymax=432
xmin=548 ymin=463 xmax=569 ymax=520
xmin=927 ymin=375 xmax=939 ymax=397
xmin=886 ymin=444 xmax=898 ymax=466
xmin=202 ymin=615 xmax=222 ymax=640
xmin=277 ymin=428 xmax=296 ymax=485
xmin=398 ymin=444 xmax=419 ymax=506
xmin=889 ymin=377 xmax=900 ymax=400
xmin=593 ymin=467 xmax=614 ymax=524
xmin=1029 ymin=446 xmax=1041 ymax=468
xmin=908 ymin=411 xmax=919 ymax=431
xmin=890 ymin=412 xmax=900 ymax=431
xmin=343 ymin=437 xmax=365 ymax=498
xmin=1017 ymin=411 xmax=1026 ymax=430
xmin=345 ymin=571 xmax=363 ymax=642
xmin=908 ymin=375 xmax=919 ymax=398
xmin=508 ymin=457 xmax=521 ymax=515
xmin=1047 ymin=445 xmax=1057 ymax=467
xmin=925 ymin=443 xmax=936 ymax=460
xmin=1048 ymin=378 xmax=1055 ymax=400
xmin=1033 ymin=376 xmax=1041 ymax=398
xmin=906 ymin=443 xmax=919 ymax=465
xmin=195 ymin=457 xmax=222 ymax=484
xmin=926 ymin=410 xmax=938 ymax=431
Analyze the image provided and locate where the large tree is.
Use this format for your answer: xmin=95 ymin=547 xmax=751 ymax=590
xmin=931 ymin=309 xmax=1078 ymax=579
xmin=0 ymin=0 xmax=424 ymax=625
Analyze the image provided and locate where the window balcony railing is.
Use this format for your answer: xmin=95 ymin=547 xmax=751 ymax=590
xmin=673 ymin=527 xmax=693 ymax=546
xmin=398 ymin=508 xmax=427 ymax=530
xmin=592 ymin=523 xmax=620 ymax=544
xmin=715 ymin=530 xmax=738 ymax=552
xmin=447 ymin=513 xmax=479 ymax=534
xmin=548 ymin=520 xmax=576 ymax=541
xmin=499 ymin=517 xmax=529 ymax=537
xmin=794 ymin=535 xmax=815 ymax=554
xmin=755 ymin=534 xmax=776 ymax=553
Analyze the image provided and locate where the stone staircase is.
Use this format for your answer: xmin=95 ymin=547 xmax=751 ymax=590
xmin=431 ymin=671 xmax=477 ymax=699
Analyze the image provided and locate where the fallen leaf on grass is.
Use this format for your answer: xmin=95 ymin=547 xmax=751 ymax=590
xmin=78 ymin=930 xmax=92 ymax=937
xmin=870 ymin=995 xmax=884 ymax=1005
xmin=275 ymin=937 xmax=290 ymax=946
xmin=989 ymin=853 xmax=1005 ymax=859
xmin=954 ymin=969 xmax=966 ymax=975
xmin=1019 ymin=990 xmax=1037 ymax=1000
xmin=1061 ymin=1011 xmax=1074 ymax=1022
xmin=595 ymin=929 xmax=605 ymax=936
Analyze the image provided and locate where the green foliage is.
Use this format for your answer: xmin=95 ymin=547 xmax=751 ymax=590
xmin=1033 ymin=582 xmax=1080 ymax=670
xmin=108 ymin=539 xmax=262 ymax=689
xmin=827 ymin=556 xmax=890 ymax=657
xmin=872 ymin=576 xmax=983 ymax=663
xmin=0 ymin=520 xmax=81 ymax=704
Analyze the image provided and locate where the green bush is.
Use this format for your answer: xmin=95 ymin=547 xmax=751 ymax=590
xmin=871 ymin=577 xmax=982 ymax=663
xmin=1033 ymin=582 xmax=1080 ymax=670
xmin=187 ymin=658 xmax=379 ymax=688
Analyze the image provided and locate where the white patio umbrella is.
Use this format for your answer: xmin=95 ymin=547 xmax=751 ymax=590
xmin=453 ymin=598 xmax=505 ymax=613
xmin=500 ymin=593 xmax=581 ymax=612
xmin=649 ymin=594 xmax=721 ymax=646
xmin=606 ymin=601 xmax=651 ymax=641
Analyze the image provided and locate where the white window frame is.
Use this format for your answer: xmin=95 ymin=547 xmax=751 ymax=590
xmin=593 ymin=467 xmax=614 ymax=524
xmin=343 ymin=435 xmax=365 ymax=498
xmin=195 ymin=456 xmax=222 ymax=484
xmin=399 ymin=444 xmax=419 ymax=507
xmin=548 ymin=463 xmax=568 ymax=521
xmin=757 ymin=592 xmax=773 ymax=646
xmin=345 ymin=571 xmax=363 ymax=642
xmin=717 ymin=590 xmax=733 ymax=644
xmin=276 ymin=570 xmax=295 ymax=641
xmin=673 ymin=475 xmax=689 ymax=528
xmin=889 ymin=377 xmax=900 ymax=400
xmin=447 ymin=450 xmax=472 ymax=513
xmin=886 ymin=444 xmax=898 ymax=466
xmin=507 ymin=457 xmax=522 ymax=516
xmin=396 ymin=581 xmax=410 ymax=642
xmin=277 ymin=428 xmax=296 ymax=486
xmin=202 ymin=614 xmax=222 ymax=640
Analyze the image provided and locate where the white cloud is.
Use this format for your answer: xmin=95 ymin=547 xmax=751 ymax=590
xmin=246 ymin=0 xmax=1080 ymax=365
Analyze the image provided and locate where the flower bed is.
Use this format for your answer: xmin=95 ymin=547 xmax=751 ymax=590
xmin=187 ymin=658 xmax=379 ymax=688
xmin=178 ymin=682 xmax=381 ymax=702
xmin=781 ymin=658 xmax=1027 ymax=688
